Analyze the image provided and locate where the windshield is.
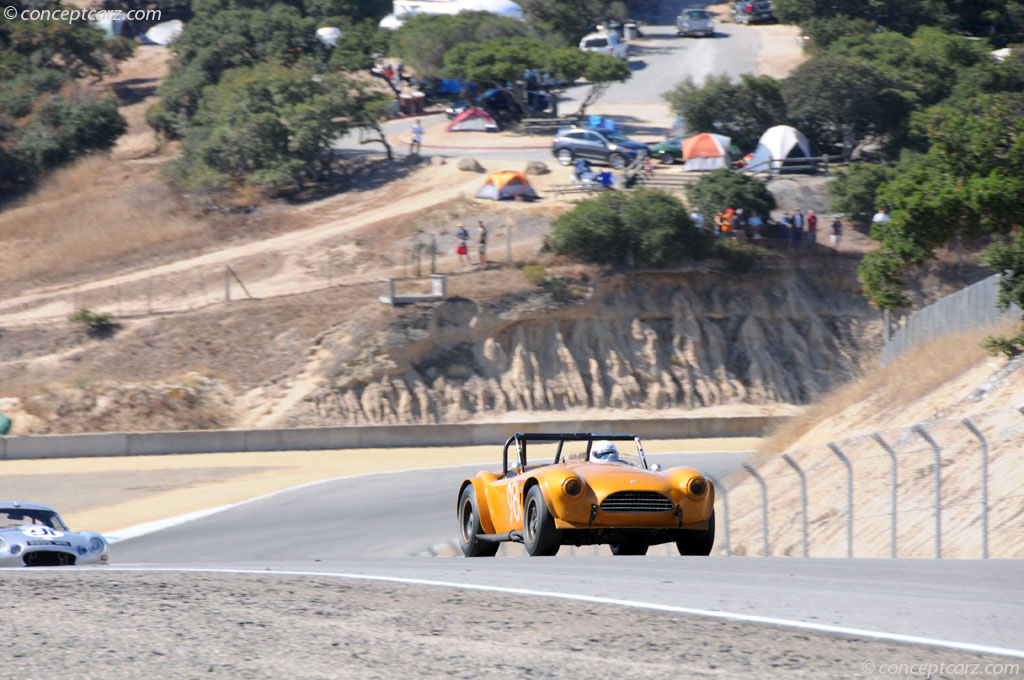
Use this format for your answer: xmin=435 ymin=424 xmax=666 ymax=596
xmin=601 ymin=130 xmax=631 ymax=143
xmin=685 ymin=10 xmax=710 ymax=19
xmin=0 ymin=508 xmax=68 ymax=530
xmin=507 ymin=436 xmax=647 ymax=471
xmin=583 ymin=38 xmax=609 ymax=48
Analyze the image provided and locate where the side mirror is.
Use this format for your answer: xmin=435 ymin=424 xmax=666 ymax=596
xmin=650 ymin=463 xmax=663 ymax=472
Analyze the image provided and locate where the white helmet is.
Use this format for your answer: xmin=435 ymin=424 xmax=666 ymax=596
xmin=592 ymin=440 xmax=619 ymax=460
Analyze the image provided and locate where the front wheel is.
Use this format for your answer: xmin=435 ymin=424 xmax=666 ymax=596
xmin=523 ymin=486 xmax=560 ymax=556
xmin=658 ymin=151 xmax=675 ymax=165
xmin=676 ymin=510 xmax=716 ymax=556
xmin=556 ymin=148 xmax=574 ymax=166
xmin=458 ymin=485 xmax=498 ymax=557
xmin=607 ymin=152 xmax=625 ymax=169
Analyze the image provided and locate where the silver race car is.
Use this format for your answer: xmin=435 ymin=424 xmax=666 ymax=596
xmin=0 ymin=501 xmax=109 ymax=567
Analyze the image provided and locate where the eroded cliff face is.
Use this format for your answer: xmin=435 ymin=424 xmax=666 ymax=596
xmin=295 ymin=266 xmax=879 ymax=425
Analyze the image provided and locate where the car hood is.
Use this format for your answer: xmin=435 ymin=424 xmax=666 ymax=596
xmin=618 ymin=141 xmax=650 ymax=152
xmin=569 ymin=463 xmax=673 ymax=496
xmin=0 ymin=526 xmax=85 ymax=546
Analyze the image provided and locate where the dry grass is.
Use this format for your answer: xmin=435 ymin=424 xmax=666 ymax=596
xmin=757 ymin=319 xmax=1019 ymax=456
xmin=0 ymin=155 xmax=208 ymax=288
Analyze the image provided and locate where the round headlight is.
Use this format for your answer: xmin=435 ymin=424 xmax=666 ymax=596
xmin=686 ymin=476 xmax=708 ymax=498
xmin=562 ymin=477 xmax=583 ymax=497
xmin=9 ymin=544 xmax=21 ymax=556
xmin=89 ymin=537 xmax=106 ymax=552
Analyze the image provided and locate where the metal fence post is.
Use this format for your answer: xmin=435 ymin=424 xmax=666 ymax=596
xmin=870 ymin=433 xmax=899 ymax=559
xmin=913 ymin=425 xmax=942 ymax=559
xmin=742 ymin=463 xmax=769 ymax=557
xmin=960 ymin=418 xmax=988 ymax=560
xmin=706 ymin=474 xmax=729 ymax=556
xmin=827 ymin=443 xmax=853 ymax=558
xmin=781 ymin=454 xmax=808 ymax=557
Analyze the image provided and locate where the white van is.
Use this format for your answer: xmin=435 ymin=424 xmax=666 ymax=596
xmin=579 ymin=31 xmax=629 ymax=60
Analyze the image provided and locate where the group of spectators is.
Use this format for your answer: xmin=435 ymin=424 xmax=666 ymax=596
xmin=689 ymin=206 xmax=845 ymax=248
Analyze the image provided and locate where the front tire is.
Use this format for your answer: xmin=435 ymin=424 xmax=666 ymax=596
xmin=556 ymin=148 xmax=574 ymax=166
xmin=458 ymin=485 xmax=498 ymax=557
xmin=676 ymin=510 xmax=716 ymax=556
xmin=608 ymin=152 xmax=625 ymax=169
xmin=523 ymin=485 xmax=560 ymax=556
xmin=658 ymin=151 xmax=675 ymax=165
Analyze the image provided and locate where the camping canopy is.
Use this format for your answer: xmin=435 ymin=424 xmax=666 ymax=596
xmin=746 ymin=125 xmax=814 ymax=174
xmin=680 ymin=132 xmax=731 ymax=171
xmin=476 ymin=171 xmax=537 ymax=200
xmin=448 ymin=107 xmax=499 ymax=132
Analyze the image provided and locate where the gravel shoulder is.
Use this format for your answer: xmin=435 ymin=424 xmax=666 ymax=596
xmin=2 ymin=571 xmax=1017 ymax=680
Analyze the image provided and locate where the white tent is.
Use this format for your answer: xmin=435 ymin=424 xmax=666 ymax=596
xmin=746 ymin=125 xmax=814 ymax=174
xmin=142 ymin=19 xmax=184 ymax=46
xmin=316 ymin=26 xmax=342 ymax=47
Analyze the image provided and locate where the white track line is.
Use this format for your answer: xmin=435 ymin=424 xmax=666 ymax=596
xmin=105 ymin=450 xmax=752 ymax=542
xmin=68 ymin=566 xmax=1024 ymax=660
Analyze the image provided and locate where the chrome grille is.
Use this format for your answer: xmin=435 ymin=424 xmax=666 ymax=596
xmin=600 ymin=491 xmax=673 ymax=514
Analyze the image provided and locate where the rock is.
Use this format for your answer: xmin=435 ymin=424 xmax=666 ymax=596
xmin=430 ymin=156 xmax=446 ymax=166
xmin=524 ymin=160 xmax=549 ymax=175
xmin=457 ymin=157 xmax=484 ymax=173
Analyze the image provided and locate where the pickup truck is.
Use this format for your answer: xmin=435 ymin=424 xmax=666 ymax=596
xmin=730 ymin=1 xmax=775 ymax=24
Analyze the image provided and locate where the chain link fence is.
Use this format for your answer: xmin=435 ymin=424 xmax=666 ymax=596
xmin=882 ymin=275 xmax=1020 ymax=366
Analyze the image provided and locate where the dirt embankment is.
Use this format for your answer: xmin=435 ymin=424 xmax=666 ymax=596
xmin=293 ymin=264 xmax=879 ymax=427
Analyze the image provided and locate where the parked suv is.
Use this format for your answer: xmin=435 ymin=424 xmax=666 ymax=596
xmin=551 ymin=126 xmax=649 ymax=169
xmin=579 ymin=31 xmax=629 ymax=60
xmin=677 ymin=9 xmax=714 ymax=37
xmin=731 ymin=1 xmax=775 ymax=24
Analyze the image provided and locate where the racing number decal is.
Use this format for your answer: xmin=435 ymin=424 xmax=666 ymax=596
xmin=506 ymin=480 xmax=522 ymax=523
xmin=22 ymin=526 xmax=64 ymax=538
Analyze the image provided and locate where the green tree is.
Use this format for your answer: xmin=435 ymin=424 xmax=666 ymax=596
xmin=797 ymin=16 xmax=876 ymax=53
xmin=780 ymin=56 xmax=911 ymax=154
xmin=389 ymin=11 xmax=528 ymax=80
xmin=516 ymin=0 xmax=626 ymax=45
xmin=547 ymin=189 xmax=710 ymax=267
xmin=166 ymin=62 xmax=388 ymax=196
xmin=827 ymin=163 xmax=896 ymax=226
xmin=859 ymin=93 xmax=1024 ymax=308
xmin=980 ymin=229 xmax=1024 ymax=356
xmin=663 ymin=74 xmax=787 ymax=152
xmin=685 ymin=170 xmax=776 ymax=223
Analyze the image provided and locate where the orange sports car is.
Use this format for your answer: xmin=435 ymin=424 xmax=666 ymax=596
xmin=456 ymin=433 xmax=716 ymax=557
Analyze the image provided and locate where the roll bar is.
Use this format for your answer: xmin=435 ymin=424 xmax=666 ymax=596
xmin=501 ymin=432 xmax=646 ymax=475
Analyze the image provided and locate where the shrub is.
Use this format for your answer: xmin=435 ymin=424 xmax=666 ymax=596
xmin=522 ymin=264 xmax=547 ymax=285
xmin=685 ymin=170 xmax=776 ymax=224
xmin=715 ymin=239 xmax=770 ymax=274
xmin=68 ymin=307 xmax=117 ymax=337
xmin=547 ymin=189 xmax=710 ymax=267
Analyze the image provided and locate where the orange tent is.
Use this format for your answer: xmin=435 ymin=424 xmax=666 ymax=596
xmin=680 ymin=133 xmax=732 ymax=170
xmin=476 ymin=171 xmax=537 ymax=200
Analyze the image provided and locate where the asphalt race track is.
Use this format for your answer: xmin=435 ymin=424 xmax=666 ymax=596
xmin=109 ymin=450 xmax=1024 ymax=655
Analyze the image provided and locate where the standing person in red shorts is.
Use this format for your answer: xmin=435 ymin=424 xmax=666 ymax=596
xmin=455 ymin=223 xmax=470 ymax=267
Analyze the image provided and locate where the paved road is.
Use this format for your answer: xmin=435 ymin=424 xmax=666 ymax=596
xmin=113 ymin=451 xmax=1024 ymax=653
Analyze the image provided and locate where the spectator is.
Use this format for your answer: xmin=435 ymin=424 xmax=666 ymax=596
xmin=477 ymin=221 xmax=488 ymax=268
xmin=872 ymin=207 xmax=891 ymax=224
xmin=410 ymin=119 xmax=424 ymax=155
xmin=830 ymin=215 xmax=843 ymax=249
xmin=717 ymin=208 xmax=736 ymax=236
xmin=735 ymin=208 xmax=748 ymax=234
xmin=747 ymin=210 xmax=763 ymax=240
xmin=781 ymin=212 xmax=794 ymax=247
xmin=792 ymin=208 xmax=805 ymax=246
xmin=689 ymin=208 xmax=704 ymax=230
xmin=807 ymin=209 xmax=818 ymax=243
xmin=455 ymin=223 xmax=470 ymax=267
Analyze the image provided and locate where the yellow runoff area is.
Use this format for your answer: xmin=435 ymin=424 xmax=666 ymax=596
xmin=0 ymin=438 xmax=759 ymax=533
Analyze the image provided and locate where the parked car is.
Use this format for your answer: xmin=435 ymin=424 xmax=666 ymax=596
xmin=579 ymin=31 xmax=630 ymax=60
xmin=445 ymin=88 xmax=551 ymax=120
xmin=551 ymin=126 xmax=649 ymax=169
xmin=649 ymin=136 xmax=686 ymax=164
xmin=731 ymin=1 xmax=775 ymax=24
xmin=0 ymin=501 xmax=109 ymax=567
xmin=456 ymin=433 xmax=716 ymax=557
xmin=677 ymin=9 xmax=714 ymax=37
